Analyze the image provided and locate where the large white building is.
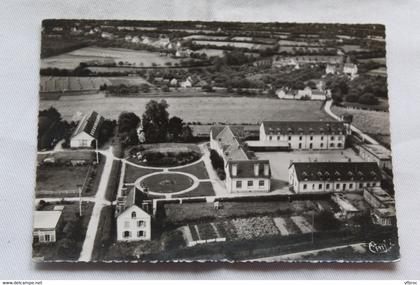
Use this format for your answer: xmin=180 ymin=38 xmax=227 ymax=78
xmin=115 ymin=188 xmax=152 ymax=241
xmin=259 ymin=121 xmax=350 ymax=150
xmin=70 ymin=111 xmax=104 ymax=148
xmin=288 ymin=161 xmax=382 ymax=194
xmin=210 ymin=125 xmax=272 ymax=193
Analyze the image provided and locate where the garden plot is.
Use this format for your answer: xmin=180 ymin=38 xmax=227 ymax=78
xmin=273 ymin=217 xmax=290 ymax=236
xmin=291 ymin=216 xmax=315 ymax=234
xmin=231 ymin=216 xmax=279 ymax=240
xmin=183 ymin=223 xmax=226 ymax=247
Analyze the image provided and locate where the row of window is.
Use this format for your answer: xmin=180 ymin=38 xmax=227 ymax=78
xmin=236 ymin=180 xmax=265 ymax=188
xmin=123 ymin=230 xmax=145 ymax=238
xmin=296 ymin=142 xmax=343 ymax=149
xmin=268 ymin=135 xmax=343 ymax=141
xmin=302 ymin=182 xmax=379 ymax=190
xmin=125 ymin=219 xmax=146 ymax=228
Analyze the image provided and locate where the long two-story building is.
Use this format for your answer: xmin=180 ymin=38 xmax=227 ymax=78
xmin=288 ymin=161 xmax=382 ymax=194
xmin=259 ymin=120 xmax=351 ymax=150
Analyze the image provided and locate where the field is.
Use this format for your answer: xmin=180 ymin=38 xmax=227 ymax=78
xmin=141 ymin=173 xmax=194 ymax=193
xmin=40 ymin=76 xmax=151 ymax=93
xmin=331 ymin=105 xmax=390 ymax=136
xmin=191 ymin=40 xmax=274 ymax=50
xmin=40 ymin=97 xmax=331 ymax=124
xmin=41 ymin=47 xmax=183 ymax=69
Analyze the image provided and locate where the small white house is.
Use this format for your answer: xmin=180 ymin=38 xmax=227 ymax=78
xmin=170 ymin=78 xmax=178 ymax=86
xmin=70 ymin=111 xmax=104 ymax=148
xmin=343 ymin=63 xmax=358 ymax=78
xmin=33 ymin=211 xmax=62 ymax=243
xmin=325 ymin=64 xmax=337 ymax=74
xmin=131 ymin=36 xmax=140 ymax=43
xmin=180 ymin=76 xmax=193 ymax=88
xmin=116 ymin=188 xmax=152 ymax=241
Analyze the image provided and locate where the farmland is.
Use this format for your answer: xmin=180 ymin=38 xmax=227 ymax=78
xmin=39 ymin=76 xmax=151 ymax=93
xmin=40 ymin=97 xmax=331 ymax=123
xmin=41 ymin=47 xmax=183 ymax=69
xmin=192 ymin=40 xmax=274 ymax=51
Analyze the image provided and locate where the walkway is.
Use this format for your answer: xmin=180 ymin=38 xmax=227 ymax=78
xmin=324 ymin=100 xmax=379 ymax=145
xmin=78 ymin=147 xmax=114 ymax=262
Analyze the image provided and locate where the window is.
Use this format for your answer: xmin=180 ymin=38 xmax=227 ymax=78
xmin=299 ymin=143 xmax=302 ymax=149
xmin=259 ymin=180 xmax=265 ymax=187
xmin=309 ymin=143 xmax=313 ymax=149
xmin=337 ymin=143 xmax=342 ymax=148
xmin=312 ymin=184 xmax=315 ymax=190
xmin=320 ymin=143 xmax=324 ymax=148
xmin=131 ymin=211 xmax=136 ymax=219
xmin=288 ymin=136 xmax=292 ymax=140
xmin=303 ymin=184 xmax=307 ymax=190
xmin=123 ymin=231 xmax=131 ymax=238
xmin=321 ymin=136 xmax=324 ymax=141
xmin=137 ymin=231 xmax=145 ymax=237
xmin=331 ymin=136 xmax=335 ymax=141
xmin=349 ymin=184 xmax=353 ymax=189
xmin=81 ymin=140 xmax=88 ymax=147
xmin=326 ymin=183 xmax=330 ymax=190
xmin=319 ymin=184 xmax=322 ymax=190
xmin=137 ymin=220 xmax=145 ymax=227
xmin=277 ymin=136 xmax=280 ymax=140
xmin=310 ymin=136 xmax=313 ymax=141
xmin=269 ymin=136 xmax=272 ymax=140
xmin=236 ymin=181 xmax=242 ymax=188
xmin=44 ymin=234 xmax=51 ymax=242
xmin=299 ymin=136 xmax=303 ymax=141
xmin=330 ymin=143 xmax=334 ymax=147
xmin=336 ymin=183 xmax=340 ymax=189
xmin=247 ymin=180 xmax=253 ymax=187
xmin=359 ymin=183 xmax=363 ymax=188
xmin=124 ymin=221 xmax=130 ymax=228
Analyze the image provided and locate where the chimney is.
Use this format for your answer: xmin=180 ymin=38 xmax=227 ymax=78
xmin=254 ymin=163 xmax=259 ymax=176
xmin=263 ymin=164 xmax=269 ymax=176
xmin=232 ymin=163 xmax=238 ymax=176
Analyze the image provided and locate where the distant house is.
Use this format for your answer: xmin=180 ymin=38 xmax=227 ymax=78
xmin=225 ymin=160 xmax=271 ymax=193
xmin=180 ymin=76 xmax=193 ymax=88
xmin=169 ymin=78 xmax=178 ymax=86
xmin=276 ymin=88 xmax=298 ymax=100
xmin=288 ymin=162 xmax=382 ymax=194
xmin=259 ymin=121 xmax=349 ymax=150
xmin=358 ymin=144 xmax=392 ymax=169
xmin=116 ymin=188 xmax=152 ymax=241
xmin=33 ymin=210 xmax=62 ymax=243
xmin=70 ymin=111 xmax=104 ymax=148
xmin=125 ymin=35 xmax=132 ymax=42
xmin=277 ymin=86 xmax=329 ymax=101
xmin=325 ymin=64 xmax=337 ymax=74
xmin=175 ymin=49 xmax=192 ymax=58
xmin=101 ymin=32 xmax=113 ymax=39
xmin=131 ymin=36 xmax=140 ymax=43
xmin=273 ymin=55 xmax=343 ymax=68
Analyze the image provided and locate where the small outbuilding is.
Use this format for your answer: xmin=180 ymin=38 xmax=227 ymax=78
xmin=33 ymin=211 xmax=62 ymax=243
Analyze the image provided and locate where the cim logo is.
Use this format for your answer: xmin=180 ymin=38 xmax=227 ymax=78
xmin=368 ymin=240 xmax=395 ymax=254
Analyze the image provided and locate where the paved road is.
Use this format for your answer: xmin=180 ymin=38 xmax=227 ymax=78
xmin=324 ymin=100 xmax=380 ymax=145
xmin=78 ymin=148 xmax=114 ymax=262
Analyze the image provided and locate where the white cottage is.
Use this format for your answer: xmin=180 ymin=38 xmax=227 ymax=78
xmin=70 ymin=112 xmax=104 ymax=148
xmin=116 ymin=188 xmax=152 ymax=241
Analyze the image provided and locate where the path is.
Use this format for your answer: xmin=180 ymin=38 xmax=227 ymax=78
xmin=324 ymin=100 xmax=379 ymax=145
xmin=78 ymin=147 xmax=114 ymax=262
xmin=198 ymin=143 xmax=227 ymax=196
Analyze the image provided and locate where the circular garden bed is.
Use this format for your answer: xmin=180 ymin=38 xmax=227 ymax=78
xmin=140 ymin=173 xmax=194 ymax=193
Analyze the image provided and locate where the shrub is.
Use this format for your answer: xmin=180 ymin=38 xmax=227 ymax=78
xmin=210 ymin=150 xmax=224 ymax=169
xmin=314 ymin=210 xmax=341 ymax=231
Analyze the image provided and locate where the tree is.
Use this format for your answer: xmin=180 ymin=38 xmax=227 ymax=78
xmin=118 ymin=112 xmax=140 ymax=134
xmin=142 ymin=100 xmax=170 ymax=143
xmin=180 ymin=125 xmax=193 ymax=142
xmin=98 ymin=119 xmax=116 ymax=146
xmin=168 ymin=116 xmax=184 ymax=141
xmin=358 ymin=92 xmax=379 ymax=105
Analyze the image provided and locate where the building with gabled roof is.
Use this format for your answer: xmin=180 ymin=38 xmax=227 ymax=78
xmin=288 ymin=161 xmax=381 ymax=194
xmin=259 ymin=120 xmax=350 ymax=150
xmin=116 ymin=187 xmax=151 ymax=241
xmin=70 ymin=111 xmax=104 ymax=148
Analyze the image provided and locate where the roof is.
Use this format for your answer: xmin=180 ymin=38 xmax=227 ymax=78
xmin=290 ymin=162 xmax=381 ymax=182
xmin=365 ymin=187 xmax=394 ymax=206
xmin=72 ymin=111 xmax=104 ymax=139
xmin=227 ymin=160 xmax=271 ymax=178
xmin=262 ymin=121 xmax=345 ymax=136
xmin=117 ymin=187 xmax=150 ymax=217
xmin=33 ymin=211 xmax=62 ymax=230
xmin=210 ymin=126 xmax=225 ymax=140
xmin=311 ymin=90 xmax=327 ymax=96
xmin=360 ymin=144 xmax=391 ymax=160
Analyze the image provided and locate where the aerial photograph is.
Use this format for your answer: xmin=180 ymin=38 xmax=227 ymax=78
xmin=33 ymin=19 xmax=399 ymax=263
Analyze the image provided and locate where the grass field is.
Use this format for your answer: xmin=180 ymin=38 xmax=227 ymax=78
xmin=331 ymin=105 xmax=390 ymax=136
xmin=41 ymin=47 xmax=182 ymax=69
xmin=40 ymin=76 xmax=151 ymax=93
xmin=172 ymin=181 xmax=215 ymax=198
xmin=142 ymin=173 xmax=194 ymax=193
xmin=124 ymin=165 xmax=161 ymax=184
xmin=40 ymin=97 xmax=330 ymax=124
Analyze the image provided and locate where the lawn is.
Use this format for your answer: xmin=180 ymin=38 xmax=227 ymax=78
xmin=36 ymin=153 xmax=105 ymax=198
xmin=255 ymin=149 xmax=363 ymax=187
xmin=32 ymin=201 xmax=94 ymax=261
xmin=40 ymin=97 xmax=330 ymax=124
xmin=169 ymin=161 xmax=209 ymax=179
xmin=123 ymin=164 xmax=162 ymax=183
xmin=91 ymin=206 xmax=116 ymax=261
xmin=141 ymin=173 xmax=194 ymax=193
xmin=172 ymin=181 xmax=215 ymax=198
